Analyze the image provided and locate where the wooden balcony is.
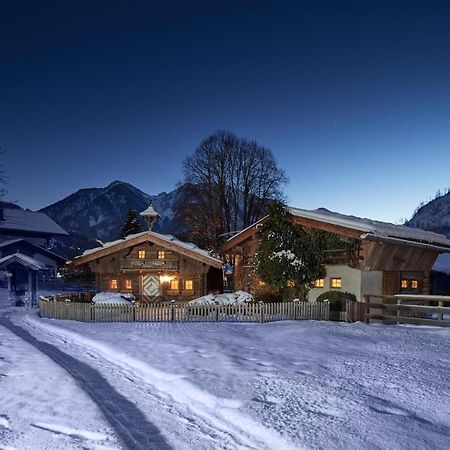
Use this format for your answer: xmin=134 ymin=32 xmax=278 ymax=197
xmin=323 ymin=248 xmax=358 ymax=266
xmin=120 ymin=259 xmax=179 ymax=271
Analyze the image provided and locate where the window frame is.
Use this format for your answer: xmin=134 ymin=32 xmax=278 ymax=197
xmin=138 ymin=250 xmax=146 ymax=259
xmin=157 ymin=251 xmax=166 ymax=260
xmin=124 ymin=279 xmax=132 ymax=290
xmin=330 ymin=277 xmax=342 ymax=289
xmin=170 ymin=278 xmax=179 ymax=291
xmin=314 ymin=278 xmax=325 ymax=288
xmin=110 ymin=279 xmax=118 ymax=289
xmin=185 ymin=279 xmax=193 ymax=291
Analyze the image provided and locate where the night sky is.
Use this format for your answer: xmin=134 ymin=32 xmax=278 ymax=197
xmin=2 ymin=0 xmax=450 ymax=222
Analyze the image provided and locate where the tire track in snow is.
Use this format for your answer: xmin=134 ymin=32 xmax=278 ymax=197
xmin=22 ymin=315 xmax=299 ymax=450
xmin=0 ymin=317 xmax=172 ymax=450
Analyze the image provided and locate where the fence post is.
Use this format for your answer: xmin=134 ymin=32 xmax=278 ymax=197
xmin=259 ymin=301 xmax=265 ymax=323
xmin=132 ymin=303 xmax=137 ymax=322
xmin=396 ymin=298 xmax=401 ymax=324
xmin=438 ymin=301 xmax=444 ymax=321
xmin=293 ymin=298 xmax=299 ymax=320
xmin=364 ymin=295 xmax=370 ymax=323
xmin=90 ymin=304 xmax=95 ymax=322
xmin=215 ymin=306 xmax=219 ymax=322
xmin=324 ymin=300 xmax=330 ymax=321
xmin=171 ymin=299 xmax=176 ymax=322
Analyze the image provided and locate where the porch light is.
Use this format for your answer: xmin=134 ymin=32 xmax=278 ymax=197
xmin=160 ymin=275 xmax=173 ymax=283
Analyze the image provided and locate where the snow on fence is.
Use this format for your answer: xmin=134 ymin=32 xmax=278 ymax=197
xmin=38 ymin=300 xmax=330 ymax=323
xmin=363 ymin=294 xmax=450 ymax=327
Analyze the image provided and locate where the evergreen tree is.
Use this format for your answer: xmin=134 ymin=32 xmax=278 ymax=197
xmin=120 ymin=208 xmax=142 ymax=238
xmin=254 ymin=201 xmax=326 ymax=298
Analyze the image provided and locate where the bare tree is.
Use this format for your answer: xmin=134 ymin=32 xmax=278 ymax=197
xmin=180 ymin=130 xmax=288 ymax=249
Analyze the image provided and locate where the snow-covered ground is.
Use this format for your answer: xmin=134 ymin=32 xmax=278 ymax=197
xmin=1 ymin=287 xmax=450 ymax=449
xmin=0 ymin=320 xmax=120 ymax=449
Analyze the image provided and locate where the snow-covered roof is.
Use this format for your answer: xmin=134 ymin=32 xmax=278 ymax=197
xmin=0 ymin=239 xmax=67 ymax=262
xmin=288 ymin=207 xmax=450 ymax=249
xmin=0 ymin=252 xmax=46 ymax=270
xmin=0 ymin=208 xmax=68 ymax=236
xmin=74 ymin=231 xmax=223 ymax=268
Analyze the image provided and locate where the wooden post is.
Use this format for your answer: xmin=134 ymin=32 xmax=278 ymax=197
xmin=438 ymin=301 xmax=444 ymax=321
xmin=215 ymin=306 xmax=219 ymax=322
xmin=364 ymin=295 xmax=370 ymax=324
xmin=171 ymin=299 xmax=176 ymax=322
xmin=259 ymin=301 xmax=264 ymax=323
xmin=396 ymin=298 xmax=401 ymax=324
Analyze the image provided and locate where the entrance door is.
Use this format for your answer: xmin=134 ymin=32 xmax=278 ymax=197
xmin=142 ymin=274 xmax=160 ymax=302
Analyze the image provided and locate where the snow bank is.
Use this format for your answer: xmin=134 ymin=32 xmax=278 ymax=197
xmin=189 ymin=291 xmax=253 ymax=305
xmin=91 ymin=292 xmax=135 ymax=304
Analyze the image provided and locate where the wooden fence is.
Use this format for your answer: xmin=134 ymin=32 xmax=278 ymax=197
xmin=363 ymin=294 xmax=450 ymax=327
xmin=39 ymin=300 xmax=331 ymax=323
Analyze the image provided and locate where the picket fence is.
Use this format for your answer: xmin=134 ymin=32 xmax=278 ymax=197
xmin=39 ymin=300 xmax=330 ymax=323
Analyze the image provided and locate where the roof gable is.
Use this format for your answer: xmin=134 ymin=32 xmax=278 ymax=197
xmin=73 ymin=231 xmax=223 ymax=269
xmin=0 ymin=253 xmax=46 ymax=270
xmin=0 ymin=239 xmax=67 ymax=263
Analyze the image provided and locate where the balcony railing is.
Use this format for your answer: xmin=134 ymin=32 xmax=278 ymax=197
xmin=120 ymin=259 xmax=179 ymax=271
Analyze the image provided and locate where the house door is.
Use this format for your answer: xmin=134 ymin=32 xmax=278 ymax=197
xmin=142 ymin=274 xmax=160 ymax=302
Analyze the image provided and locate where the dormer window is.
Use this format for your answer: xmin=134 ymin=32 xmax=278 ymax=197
xmin=138 ymin=250 xmax=146 ymax=259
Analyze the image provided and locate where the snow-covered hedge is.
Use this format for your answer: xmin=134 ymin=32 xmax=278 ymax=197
xmin=189 ymin=291 xmax=253 ymax=306
xmin=91 ymin=292 xmax=135 ymax=304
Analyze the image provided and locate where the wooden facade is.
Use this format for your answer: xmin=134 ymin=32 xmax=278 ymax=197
xmin=219 ymin=209 xmax=450 ymax=300
xmin=73 ymin=232 xmax=223 ymax=302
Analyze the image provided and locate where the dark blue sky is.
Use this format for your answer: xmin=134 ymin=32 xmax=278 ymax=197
xmin=2 ymin=0 xmax=450 ymax=222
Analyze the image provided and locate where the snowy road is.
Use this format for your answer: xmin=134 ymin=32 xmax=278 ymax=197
xmin=0 ymin=317 xmax=170 ymax=450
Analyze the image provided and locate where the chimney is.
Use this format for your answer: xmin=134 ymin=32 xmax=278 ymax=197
xmin=140 ymin=203 xmax=159 ymax=231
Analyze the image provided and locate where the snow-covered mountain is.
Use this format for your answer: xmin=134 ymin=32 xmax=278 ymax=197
xmin=407 ymin=192 xmax=450 ymax=238
xmin=40 ymin=181 xmax=188 ymax=254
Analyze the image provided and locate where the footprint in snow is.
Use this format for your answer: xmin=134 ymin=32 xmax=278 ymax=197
xmin=0 ymin=414 xmax=11 ymax=429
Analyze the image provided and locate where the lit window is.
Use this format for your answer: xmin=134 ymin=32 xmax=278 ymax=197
xmin=314 ymin=278 xmax=325 ymax=288
xmin=411 ymin=280 xmax=418 ymax=289
xmin=125 ymin=279 xmax=132 ymax=290
xmin=170 ymin=279 xmax=179 ymax=290
xmin=110 ymin=279 xmax=118 ymax=289
xmin=330 ymin=278 xmax=342 ymax=288
xmin=259 ymin=280 xmax=266 ymax=286
xmin=401 ymin=279 xmax=409 ymax=289
xmin=157 ymin=251 xmax=165 ymax=259
xmin=185 ymin=280 xmax=193 ymax=290
xmin=287 ymin=280 xmax=295 ymax=287
xmin=138 ymin=250 xmax=146 ymax=259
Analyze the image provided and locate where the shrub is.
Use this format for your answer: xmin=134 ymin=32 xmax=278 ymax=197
xmin=316 ymin=290 xmax=357 ymax=311
xmin=254 ymin=293 xmax=283 ymax=303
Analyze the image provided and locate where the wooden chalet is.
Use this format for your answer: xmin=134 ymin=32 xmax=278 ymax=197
xmin=219 ymin=207 xmax=450 ymax=301
xmin=73 ymin=205 xmax=223 ymax=302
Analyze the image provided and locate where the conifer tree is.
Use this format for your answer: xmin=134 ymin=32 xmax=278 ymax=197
xmin=120 ymin=208 xmax=142 ymax=238
xmin=254 ymin=201 xmax=325 ymax=298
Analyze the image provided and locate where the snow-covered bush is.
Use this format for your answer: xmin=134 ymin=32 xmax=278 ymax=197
xmin=316 ymin=291 xmax=356 ymax=311
xmin=91 ymin=292 xmax=135 ymax=304
xmin=189 ymin=291 xmax=253 ymax=306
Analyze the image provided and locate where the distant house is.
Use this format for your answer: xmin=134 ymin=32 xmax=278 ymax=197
xmin=0 ymin=207 xmax=68 ymax=247
xmin=219 ymin=207 xmax=450 ymax=300
xmin=0 ymin=206 xmax=68 ymax=305
xmin=72 ymin=205 xmax=223 ymax=302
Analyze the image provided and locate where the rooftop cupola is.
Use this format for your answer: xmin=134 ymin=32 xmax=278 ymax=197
xmin=140 ymin=203 xmax=159 ymax=230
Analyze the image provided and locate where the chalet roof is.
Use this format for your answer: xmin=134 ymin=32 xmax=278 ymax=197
xmin=0 ymin=208 xmax=68 ymax=236
xmin=0 ymin=253 xmax=46 ymax=271
xmin=0 ymin=239 xmax=67 ymax=263
xmin=220 ymin=207 xmax=450 ymax=253
xmin=288 ymin=207 xmax=450 ymax=249
xmin=73 ymin=231 xmax=223 ymax=268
